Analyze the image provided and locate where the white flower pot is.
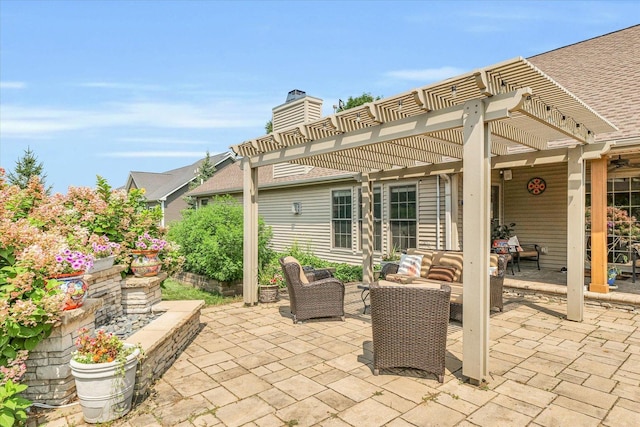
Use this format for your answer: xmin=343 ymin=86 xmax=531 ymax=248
xmin=87 ymin=255 xmax=116 ymax=274
xmin=70 ymin=346 xmax=139 ymax=423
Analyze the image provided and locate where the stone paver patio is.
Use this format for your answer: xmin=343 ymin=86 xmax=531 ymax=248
xmin=33 ymin=282 xmax=640 ymax=427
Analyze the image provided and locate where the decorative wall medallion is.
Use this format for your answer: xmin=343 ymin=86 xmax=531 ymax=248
xmin=527 ymin=177 xmax=546 ymax=195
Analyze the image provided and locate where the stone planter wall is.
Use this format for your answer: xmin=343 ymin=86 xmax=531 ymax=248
xmin=84 ymin=265 xmax=126 ymax=325
xmin=174 ymin=271 xmax=243 ymax=296
xmin=122 ymin=273 xmax=166 ymax=314
xmin=25 ymin=269 xmax=203 ymax=406
xmin=22 ymin=299 xmax=102 ymax=405
xmin=127 ymin=300 xmax=204 ymax=400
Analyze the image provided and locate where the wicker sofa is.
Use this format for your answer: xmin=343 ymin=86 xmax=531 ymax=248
xmin=383 ymin=250 xmax=507 ymax=322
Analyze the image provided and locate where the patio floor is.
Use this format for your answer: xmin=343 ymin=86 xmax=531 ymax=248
xmin=33 ymin=281 xmax=640 ymax=427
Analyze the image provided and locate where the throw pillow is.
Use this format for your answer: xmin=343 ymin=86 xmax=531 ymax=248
xmin=397 ymin=254 xmax=423 ymax=277
xmin=427 ymin=265 xmax=456 ymax=282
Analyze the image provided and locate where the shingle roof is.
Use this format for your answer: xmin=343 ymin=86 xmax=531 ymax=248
xmin=529 ymin=25 xmax=640 ymax=142
xmin=187 ymin=161 xmax=353 ymax=196
xmin=129 ymin=152 xmax=233 ymax=201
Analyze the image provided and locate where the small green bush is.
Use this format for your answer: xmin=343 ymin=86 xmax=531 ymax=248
xmin=167 ymin=196 xmax=272 ymax=282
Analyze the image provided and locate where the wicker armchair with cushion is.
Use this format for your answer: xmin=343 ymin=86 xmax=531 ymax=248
xmin=370 ymin=281 xmax=451 ymax=382
xmin=279 ymin=256 xmax=345 ymax=324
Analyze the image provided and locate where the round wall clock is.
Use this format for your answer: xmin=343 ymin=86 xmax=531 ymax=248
xmin=527 ymin=177 xmax=546 ymax=195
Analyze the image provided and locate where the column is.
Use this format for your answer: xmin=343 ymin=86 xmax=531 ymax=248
xmin=243 ymin=159 xmax=259 ymax=305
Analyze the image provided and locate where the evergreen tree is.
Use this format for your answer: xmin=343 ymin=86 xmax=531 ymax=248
xmin=7 ymin=147 xmax=50 ymax=191
xmin=265 ymin=120 xmax=273 ymax=134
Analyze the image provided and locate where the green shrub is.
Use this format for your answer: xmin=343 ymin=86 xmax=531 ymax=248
xmin=333 ymin=264 xmax=362 ymax=283
xmin=167 ymin=196 xmax=272 ymax=282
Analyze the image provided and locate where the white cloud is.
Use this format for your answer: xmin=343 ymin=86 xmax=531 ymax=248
xmin=0 ymin=81 xmax=27 ymax=89
xmin=102 ymin=151 xmax=205 ymax=158
xmin=0 ymin=100 xmax=268 ymax=138
xmin=385 ymin=66 xmax=466 ymax=82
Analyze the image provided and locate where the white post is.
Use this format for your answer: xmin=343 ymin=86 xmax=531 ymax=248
xmin=362 ymin=174 xmax=374 ymax=285
xmin=242 ymin=159 xmax=259 ymax=305
xmin=462 ymin=99 xmax=491 ymax=385
xmin=567 ymin=146 xmax=585 ymax=321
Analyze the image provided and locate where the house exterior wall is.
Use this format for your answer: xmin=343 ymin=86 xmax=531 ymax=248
xmin=502 ymin=163 xmax=568 ymax=271
xmin=164 ymin=183 xmax=191 ymax=225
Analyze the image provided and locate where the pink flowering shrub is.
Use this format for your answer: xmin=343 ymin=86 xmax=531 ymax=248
xmin=0 ymin=170 xmax=177 ymax=412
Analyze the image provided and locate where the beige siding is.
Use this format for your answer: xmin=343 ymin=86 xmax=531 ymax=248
xmin=272 ymin=97 xmax=323 ymax=132
xmin=417 ymin=177 xmax=444 ymax=249
xmin=503 ymin=163 xmax=568 ymax=270
xmin=272 ymin=163 xmax=314 ymax=178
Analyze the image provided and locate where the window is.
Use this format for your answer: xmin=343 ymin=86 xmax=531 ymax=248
xmin=358 ymin=187 xmax=382 ymax=251
xmin=389 ymin=185 xmax=417 ymax=250
xmin=200 ymin=199 xmax=209 ymax=207
xmin=586 ymin=176 xmax=640 ymax=263
xmin=332 ymin=189 xmax=352 ymax=249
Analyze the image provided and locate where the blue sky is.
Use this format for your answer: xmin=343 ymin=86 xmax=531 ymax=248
xmin=1 ymin=1 xmax=638 ymax=194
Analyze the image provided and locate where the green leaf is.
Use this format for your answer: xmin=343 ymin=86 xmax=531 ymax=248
xmin=0 ymin=411 xmax=16 ymax=427
xmin=24 ymin=336 xmax=41 ymax=351
xmin=1 ymin=347 xmax=17 ymax=360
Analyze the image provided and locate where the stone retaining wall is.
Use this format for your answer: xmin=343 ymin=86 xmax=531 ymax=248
xmin=126 ymin=300 xmax=205 ymax=400
xmin=84 ymin=265 xmax=126 ymax=325
xmin=24 ymin=269 xmax=205 ymax=406
xmin=174 ymin=271 xmax=242 ymax=296
xmin=22 ymin=299 xmax=102 ymax=405
xmin=121 ymin=273 xmax=166 ymax=314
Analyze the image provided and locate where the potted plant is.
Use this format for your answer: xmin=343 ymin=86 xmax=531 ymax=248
xmin=130 ymin=232 xmax=167 ymax=277
xmin=88 ymin=235 xmax=121 ymax=273
xmin=70 ymin=328 xmax=142 ymax=424
xmin=491 ymin=222 xmax=516 ymax=254
xmin=381 ymin=243 xmax=402 ymax=268
xmin=258 ymin=266 xmax=284 ymax=303
xmin=51 ymin=249 xmax=94 ymax=310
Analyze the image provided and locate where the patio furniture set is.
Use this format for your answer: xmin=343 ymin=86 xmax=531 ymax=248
xmin=278 ymin=251 xmax=508 ymax=382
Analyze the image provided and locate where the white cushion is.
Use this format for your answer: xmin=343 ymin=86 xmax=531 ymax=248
xmin=397 ymin=254 xmax=423 ymax=277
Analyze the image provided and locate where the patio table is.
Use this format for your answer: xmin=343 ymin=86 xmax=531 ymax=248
xmin=357 ymin=284 xmax=370 ymax=314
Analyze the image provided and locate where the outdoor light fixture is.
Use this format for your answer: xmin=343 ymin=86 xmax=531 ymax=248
xmin=546 ymin=105 xmax=552 ymax=119
xmin=356 ymin=112 xmax=361 ymax=122
xmin=398 ymin=100 xmax=403 ymax=111
xmin=451 ymin=85 xmax=457 ymax=99
xmin=292 ymin=202 xmax=301 ymax=215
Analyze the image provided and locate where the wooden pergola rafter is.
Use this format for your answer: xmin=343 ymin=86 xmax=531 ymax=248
xmin=232 ymin=57 xmax=617 ymax=385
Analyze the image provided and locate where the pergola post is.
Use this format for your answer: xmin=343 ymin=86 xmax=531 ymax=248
xmin=242 ymin=159 xmax=259 ymax=305
xmin=361 ymin=174 xmax=374 ymax=285
xmin=589 ymin=157 xmax=609 ymax=293
xmin=462 ymin=99 xmax=491 ymax=384
xmin=567 ymin=146 xmax=585 ymax=321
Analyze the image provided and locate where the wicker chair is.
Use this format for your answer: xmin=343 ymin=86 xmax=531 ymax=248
xmin=370 ymin=282 xmax=451 ymax=382
xmin=279 ymin=256 xmax=345 ymax=324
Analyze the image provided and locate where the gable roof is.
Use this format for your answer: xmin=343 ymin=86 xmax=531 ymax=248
xmin=128 ymin=152 xmax=234 ymax=201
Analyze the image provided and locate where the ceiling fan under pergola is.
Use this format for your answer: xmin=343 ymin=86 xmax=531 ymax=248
xmin=608 ymin=155 xmax=640 ymax=171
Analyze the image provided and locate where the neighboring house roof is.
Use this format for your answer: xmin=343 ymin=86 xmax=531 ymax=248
xmin=528 ymin=25 xmax=640 ymax=143
xmin=127 ymin=152 xmax=234 ymax=201
xmin=187 ymin=162 xmax=354 ymax=196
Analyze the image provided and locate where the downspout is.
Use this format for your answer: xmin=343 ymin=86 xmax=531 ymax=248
xmin=439 ymin=174 xmax=452 ymax=250
xmin=436 ymin=176 xmax=441 ymax=249
xmin=160 ymin=200 xmax=166 ymax=228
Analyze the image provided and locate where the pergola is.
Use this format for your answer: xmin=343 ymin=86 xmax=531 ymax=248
xmin=231 ymin=57 xmax=617 ymax=384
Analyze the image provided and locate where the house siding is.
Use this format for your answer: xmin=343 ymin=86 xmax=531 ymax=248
xmin=503 ymin=163 xmax=568 ymax=270
xmin=164 ymin=184 xmax=191 ymax=225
